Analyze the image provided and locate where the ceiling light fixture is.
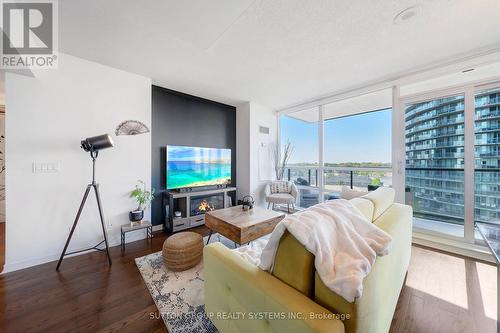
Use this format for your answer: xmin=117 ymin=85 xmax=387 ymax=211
xmin=393 ymin=6 xmax=420 ymax=25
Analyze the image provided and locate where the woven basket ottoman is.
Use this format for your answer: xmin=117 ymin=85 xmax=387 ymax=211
xmin=162 ymin=231 xmax=203 ymax=271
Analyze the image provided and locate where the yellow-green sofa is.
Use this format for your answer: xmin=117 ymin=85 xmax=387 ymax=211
xmin=204 ymin=187 xmax=412 ymax=333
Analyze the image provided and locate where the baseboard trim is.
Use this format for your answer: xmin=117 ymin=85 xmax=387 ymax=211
xmin=3 ymin=225 xmax=163 ymax=274
xmin=412 ymin=231 xmax=495 ymax=264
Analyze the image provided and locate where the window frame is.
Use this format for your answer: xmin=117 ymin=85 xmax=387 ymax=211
xmin=278 ymin=99 xmax=393 ymax=208
xmin=398 ymin=78 xmax=500 ymax=244
xmin=400 ymin=90 xmax=471 ymax=242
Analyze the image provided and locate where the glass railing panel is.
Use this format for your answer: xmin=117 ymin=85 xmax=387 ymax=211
xmin=286 ymin=167 xmax=319 ymax=187
xmin=323 ymin=167 xmax=392 ymax=197
xmin=405 ymin=169 xmax=465 ymax=225
xmin=296 ymin=187 xmax=319 ymax=208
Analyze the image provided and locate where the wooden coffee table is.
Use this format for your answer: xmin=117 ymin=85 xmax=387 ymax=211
xmin=205 ymin=205 xmax=285 ymax=246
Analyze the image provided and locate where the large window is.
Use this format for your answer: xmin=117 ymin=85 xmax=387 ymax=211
xmin=279 ymin=77 xmax=500 ymax=250
xmin=279 ymin=104 xmax=392 ymax=208
xmin=475 ymin=88 xmax=500 ymax=225
xmin=405 ymin=95 xmax=466 ymax=229
xmin=280 ymin=107 xmax=319 ymax=208
xmin=403 ymin=84 xmax=500 ymax=241
xmin=323 ymin=109 xmax=392 ymax=198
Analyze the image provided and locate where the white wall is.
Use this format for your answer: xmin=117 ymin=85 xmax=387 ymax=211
xmin=236 ymin=102 xmax=277 ymax=206
xmin=5 ymin=53 xmax=152 ymax=272
xmin=236 ymin=102 xmax=251 ymax=201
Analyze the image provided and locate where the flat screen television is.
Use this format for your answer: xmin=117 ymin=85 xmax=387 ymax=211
xmin=166 ymin=145 xmax=231 ymax=190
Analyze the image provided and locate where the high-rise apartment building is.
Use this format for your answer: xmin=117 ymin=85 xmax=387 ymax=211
xmin=405 ymin=92 xmax=500 ymax=225
xmin=474 ymin=90 xmax=500 ymax=224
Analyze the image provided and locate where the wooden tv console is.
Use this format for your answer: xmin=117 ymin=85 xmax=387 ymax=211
xmin=164 ymin=187 xmax=237 ymax=233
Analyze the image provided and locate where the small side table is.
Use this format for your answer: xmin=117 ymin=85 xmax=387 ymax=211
xmin=121 ymin=221 xmax=153 ymax=252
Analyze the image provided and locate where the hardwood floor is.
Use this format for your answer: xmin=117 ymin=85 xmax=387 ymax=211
xmin=0 ymin=222 xmax=4 ymax=272
xmin=0 ymin=226 xmax=208 ymax=333
xmin=0 ymin=229 xmax=496 ymax=333
xmin=391 ymin=245 xmax=497 ymax=333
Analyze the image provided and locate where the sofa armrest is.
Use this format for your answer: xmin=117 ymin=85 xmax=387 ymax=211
xmin=204 ymin=243 xmax=344 ymax=333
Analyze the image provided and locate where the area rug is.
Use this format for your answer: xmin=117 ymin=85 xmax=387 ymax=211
xmin=135 ymin=234 xmax=236 ymax=333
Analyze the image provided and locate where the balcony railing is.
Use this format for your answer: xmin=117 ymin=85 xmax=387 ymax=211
xmin=405 ymin=117 xmax=464 ymax=135
xmin=406 ymin=167 xmax=500 ymax=225
xmin=475 ymin=96 xmax=500 ymax=107
xmin=405 ymin=129 xmax=464 ymax=143
xmin=475 ymin=124 xmax=500 ymax=132
xmin=283 ymin=165 xmax=392 ymax=208
xmin=405 ymin=98 xmax=464 ymax=120
xmin=406 ymin=141 xmax=465 ymax=151
xmin=406 ymin=152 xmax=464 ymax=159
xmin=476 ymin=110 xmax=500 ymax=120
xmin=475 ymin=138 xmax=500 ymax=145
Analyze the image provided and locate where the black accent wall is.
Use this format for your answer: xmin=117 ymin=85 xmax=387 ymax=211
xmin=151 ymin=86 xmax=236 ymax=226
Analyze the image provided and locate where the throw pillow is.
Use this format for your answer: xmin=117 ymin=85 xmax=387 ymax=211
xmin=340 ymin=186 xmax=368 ymax=200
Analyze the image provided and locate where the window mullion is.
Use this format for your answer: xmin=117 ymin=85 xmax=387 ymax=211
xmin=464 ymin=87 xmax=475 ymax=242
xmin=393 ymin=85 xmax=405 ymax=203
xmin=318 ymin=105 xmax=324 ymax=202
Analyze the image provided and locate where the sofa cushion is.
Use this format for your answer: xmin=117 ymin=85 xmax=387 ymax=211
xmin=361 ymin=187 xmax=395 ymax=220
xmin=267 ymin=192 xmax=295 ymax=204
xmin=349 ymin=198 xmax=374 ymax=222
xmin=271 ymin=230 xmax=315 ymax=297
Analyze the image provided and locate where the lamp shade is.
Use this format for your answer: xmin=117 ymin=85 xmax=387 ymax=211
xmin=81 ymin=134 xmax=114 ymax=152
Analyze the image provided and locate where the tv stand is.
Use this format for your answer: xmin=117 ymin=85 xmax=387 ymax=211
xmin=164 ymin=186 xmax=236 ymax=233
xmin=175 ymin=184 xmax=228 ymax=193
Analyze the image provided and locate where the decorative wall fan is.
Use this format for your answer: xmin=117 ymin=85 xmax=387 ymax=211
xmin=115 ymin=120 xmax=150 ymax=136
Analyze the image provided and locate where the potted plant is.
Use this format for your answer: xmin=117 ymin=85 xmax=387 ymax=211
xmin=367 ymin=177 xmax=383 ymax=191
xmin=130 ymin=180 xmax=155 ymax=224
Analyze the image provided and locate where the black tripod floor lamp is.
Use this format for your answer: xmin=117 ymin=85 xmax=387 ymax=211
xmin=56 ymin=134 xmax=114 ymax=271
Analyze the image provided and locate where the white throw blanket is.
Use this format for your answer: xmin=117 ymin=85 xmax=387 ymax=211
xmin=258 ymin=199 xmax=392 ymax=302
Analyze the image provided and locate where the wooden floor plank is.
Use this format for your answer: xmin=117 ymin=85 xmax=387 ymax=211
xmin=0 ymin=227 xmax=208 ymax=333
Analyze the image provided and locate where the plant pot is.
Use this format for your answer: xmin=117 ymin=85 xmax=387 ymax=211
xmin=367 ymin=185 xmax=381 ymax=191
xmin=129 ymin=210 xmax=144 ymax=222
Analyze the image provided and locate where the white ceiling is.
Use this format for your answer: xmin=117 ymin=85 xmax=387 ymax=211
xmin=59 ymin=0 xmax=500 ymax=109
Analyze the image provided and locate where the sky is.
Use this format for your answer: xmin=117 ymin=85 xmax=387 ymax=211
xmin=280 ymin=109 xmax=392 ymax=164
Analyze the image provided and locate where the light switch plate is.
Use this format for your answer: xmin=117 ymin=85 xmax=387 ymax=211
xmin=33 ymin=162 xmax=59 ymax=173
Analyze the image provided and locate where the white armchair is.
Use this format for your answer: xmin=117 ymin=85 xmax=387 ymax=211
xmin=264 ymin=180 xmax=298 ymax=213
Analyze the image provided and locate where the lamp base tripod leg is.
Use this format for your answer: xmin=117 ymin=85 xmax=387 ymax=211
xmin=56 ymin=185 xmax=92 ymax=271
xmin=93 ymin=184 xmax=112 ymax=266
